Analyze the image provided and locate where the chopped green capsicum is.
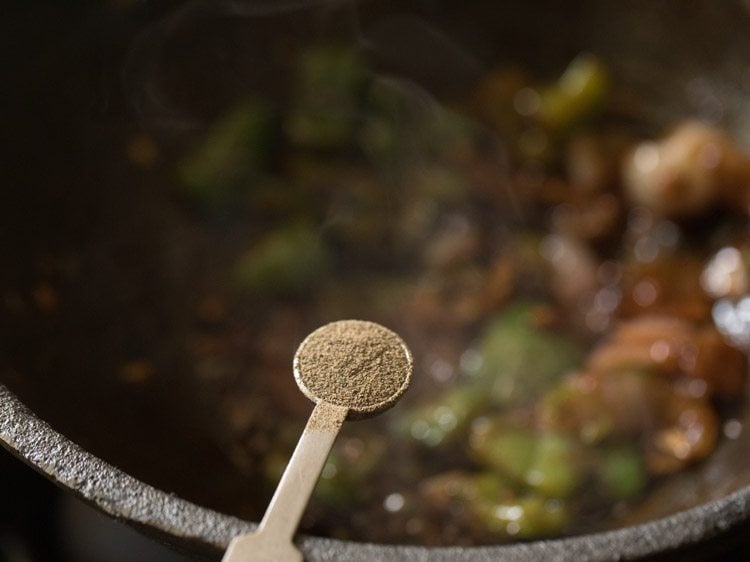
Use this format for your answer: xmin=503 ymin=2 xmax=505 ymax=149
xmin=233 ymin=222 xmax=329 ymax=296
xmin=285 ymin=46 xmax=368 ymax=149
xmin=178 ymin=99 xmax=275 ymax=210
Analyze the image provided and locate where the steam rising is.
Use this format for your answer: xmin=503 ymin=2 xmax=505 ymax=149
xmin=123 ymin=0 xmax=344 ymax=133
xmin=123 ymin=0 xmax=206 ymax=134
xmin=122 ymin=0 xmax=515 ymax=218
xmin=216 ymin=0 xmax=340 ymax=17
xmin=123 ymin=0 xmax=483 ymax=134
xmin=359 ymin=15 xmax=483 ymax=95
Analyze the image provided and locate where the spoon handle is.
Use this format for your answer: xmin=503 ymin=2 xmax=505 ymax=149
xmin=222 ymin=401 xmax=348 ymax=562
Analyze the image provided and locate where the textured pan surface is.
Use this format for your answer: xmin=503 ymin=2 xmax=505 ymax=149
xmin=3 ymin=383 xmax=750 ymax=561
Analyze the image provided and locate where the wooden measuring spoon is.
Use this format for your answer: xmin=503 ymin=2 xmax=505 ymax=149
xmin=222 ymin=320 xmax=413 ymax=562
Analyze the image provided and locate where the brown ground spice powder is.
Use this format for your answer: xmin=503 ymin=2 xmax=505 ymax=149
xmin=307 ymin=402 xmax=348 ymax=431
xmin=294 ymin=320 xmax=412 ymax=416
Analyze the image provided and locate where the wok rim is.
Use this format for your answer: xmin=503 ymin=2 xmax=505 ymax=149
xmin=1 ymin=383 xmax=748 ymax=561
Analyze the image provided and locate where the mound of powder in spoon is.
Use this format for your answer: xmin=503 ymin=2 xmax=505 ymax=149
xmin=293 ymin=319 xmax=412 ymax=417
